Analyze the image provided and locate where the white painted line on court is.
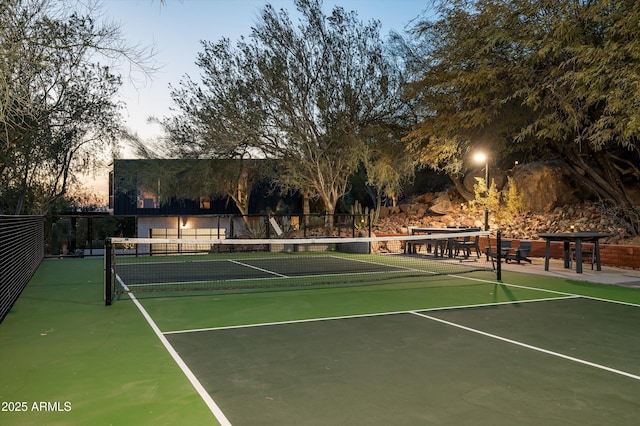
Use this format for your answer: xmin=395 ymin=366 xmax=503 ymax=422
xmin=162 ymin=295 xmax=578 ymax=335
xmin=163 ymin=310 xmax=412 ymax=335
xmin=411 ymin=310 xmax=640 ymax=382
xmin=449 ymin=274 xmax=640 ymax=308
xmin=228 ymin=259 xmax=289 ymax=277
xmin=118 ymin=278 xmax=232 ymax=426
xmin=449 ymin=274 xmax=577 ymax=296
xmin=579 ymin=296 xmax=640 ymax=308
xmin=326 ymin=254 xmax=436 ymax=274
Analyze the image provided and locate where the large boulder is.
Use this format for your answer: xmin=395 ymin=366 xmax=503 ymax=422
xmin=429 ymin=192 xmax=453 ymax=214
xmin=511 ymin=161 xmax=581 ymax=213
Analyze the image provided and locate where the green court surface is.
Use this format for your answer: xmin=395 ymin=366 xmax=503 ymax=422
xmin=1 ymin=257 xmax=640 ymax=425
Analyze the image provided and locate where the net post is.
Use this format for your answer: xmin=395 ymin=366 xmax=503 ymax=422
xmin=104 ymin=238 xmax=112 ymax=306
xmin=496 ymin=230 xmax=502 ymax=282
xmin=368 ymin=210 xmax=372 ymax=253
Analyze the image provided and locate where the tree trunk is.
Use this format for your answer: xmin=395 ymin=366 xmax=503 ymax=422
xmin=319 ymin=192 xmax=338 ymax=235
xmin=451 ymin=174 xmax=474 ymax=202
xmin=325 ymin=205 xmax=335 ymax=235
xmin=303 ymin=192 xmax=310 ymax=227
xmin=560 ymin=145 xmax=639 ymax=236
xmin=14 ymin=192 xmax=24 ymax=215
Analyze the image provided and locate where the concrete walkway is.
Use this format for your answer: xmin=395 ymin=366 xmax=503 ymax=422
xmin=500 ymin=257 xmax=640 ymax=287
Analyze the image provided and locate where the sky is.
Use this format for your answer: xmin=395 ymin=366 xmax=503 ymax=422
xmin=87 ymin=0 xmax=431 ymax=197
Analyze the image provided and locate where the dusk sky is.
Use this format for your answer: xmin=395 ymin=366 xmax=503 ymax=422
xmin=84 ymin=0 xmax=431 ymax=197
xmin=103 ymin=0 xmax=430 ymax=141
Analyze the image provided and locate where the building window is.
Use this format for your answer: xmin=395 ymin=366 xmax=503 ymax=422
xmin=200 ymin=196 xmax=211 ymax=209
xmin=137 ymin=176 xmax=159 ymax=209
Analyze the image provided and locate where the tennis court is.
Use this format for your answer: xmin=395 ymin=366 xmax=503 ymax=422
xmin=2 ymin=235 xmax=640 ymax=425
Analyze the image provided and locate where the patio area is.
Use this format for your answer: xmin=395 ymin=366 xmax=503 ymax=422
xmin=500 ymin=256 xmax=640 ymax=287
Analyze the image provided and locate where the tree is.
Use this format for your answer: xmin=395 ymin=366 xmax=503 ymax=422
xmin=139 ymin=118 xmax=267 ymax=223
xmin=404 ymin=0 xmax=640 ymax=234
xmin=0 ymin=0 xmax=155 ymax=214
xmin=362 ymin=122 xmax=416 ymax=209
xmin=162 ymin=0 xmax=410 ymax=228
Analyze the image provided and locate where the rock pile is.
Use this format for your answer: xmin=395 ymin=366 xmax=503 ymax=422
xmin=373 ymin=193 xmax=637 ymax=245
xmin=371 ymin=160 xmax=639 ymax=245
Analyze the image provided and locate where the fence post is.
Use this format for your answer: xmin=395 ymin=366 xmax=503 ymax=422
xmin=104 ymin=238 xmax=112 ymax=306
xmin=496 ymin=230 xmax=502 ymax=282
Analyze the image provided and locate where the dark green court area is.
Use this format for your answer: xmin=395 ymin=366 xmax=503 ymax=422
xmin=166 ymin=298 xmax=640 ymax=425
xmin=2 ymin=258 xmax=640 ymax=425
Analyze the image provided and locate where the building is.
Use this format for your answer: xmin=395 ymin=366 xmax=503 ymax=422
xmin=109 ymin=159 xmax=301 ymax=239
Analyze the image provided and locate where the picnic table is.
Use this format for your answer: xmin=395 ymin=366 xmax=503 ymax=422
xmin=537 ymin=232 xmax=610 ymax=274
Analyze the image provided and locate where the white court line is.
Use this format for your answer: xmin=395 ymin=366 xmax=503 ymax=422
xmin=118 ymin=277 xmax=232 ymax=426
xmin=326 ymin=254 xmax=438 ymax=274
xmin=228 ymin=259 xmax=289 ymax=277
xmin=451 ymin=274 xmax=640 ymax=308
xmin=162 ymin=295 xmax=579 ymax=335
xmin=161 ymin=270 xmax=640 ymax=335
xmin=411 ymin=310 xmax=640 ymax=382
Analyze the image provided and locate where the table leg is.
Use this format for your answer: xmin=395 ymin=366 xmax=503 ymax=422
xmin=575 ymin=239 xmax=583 ymax=274
xmin=544 ymin=240 xmax=551 ymax=271
xmin=595 ymin=239 xmax=602 ymax=271
xmin=563 ymin=241 xmax=570 ymax=269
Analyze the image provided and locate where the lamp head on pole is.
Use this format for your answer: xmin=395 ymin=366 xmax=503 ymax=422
xmin=472 ymin=151 xmax=490 ymax=231
xmin=473 ymin=152 xmax=487 ymax=164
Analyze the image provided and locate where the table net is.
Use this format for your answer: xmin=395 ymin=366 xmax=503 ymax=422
xmin=104 ymin=231 xmax=494 ymax=303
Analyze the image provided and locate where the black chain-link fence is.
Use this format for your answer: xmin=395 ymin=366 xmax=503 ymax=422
xmin=0 ymin=215 xmax=44 ymax=323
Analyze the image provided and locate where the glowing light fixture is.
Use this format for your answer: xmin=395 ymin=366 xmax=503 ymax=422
xmin=474 ymin=152 xmax=489 ymax=231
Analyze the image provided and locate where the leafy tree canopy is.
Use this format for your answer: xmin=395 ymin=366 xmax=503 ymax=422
xmin=160 ymin=0 xmax=414 ymax=218
xmin=404 ymin=0 xmax=640 ymax=233
xmin=0 ymin=0 xmax=155 ymax=214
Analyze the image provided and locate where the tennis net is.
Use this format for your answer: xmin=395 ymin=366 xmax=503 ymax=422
xmin=104 ymin=230 xmax=495 ymax=304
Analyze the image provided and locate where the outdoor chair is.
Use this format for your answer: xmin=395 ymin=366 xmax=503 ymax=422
xmin=505 ymin=241 xmax=532 ymax=264
xmin=486 ymin=239 xmax=512 ymax=260
xmin=569 ymin=244 xmax=595 ymax=270
xmin=486 ymin=239 xmax=512 ymax=268
xmin=454 ymin=233 xmax=481 ymax=259
xmin=432 ymin=238 xmax=450 ymax=257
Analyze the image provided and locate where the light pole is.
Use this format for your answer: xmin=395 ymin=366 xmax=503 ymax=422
xmin=474 ymin=152 xmax=489 ymax=231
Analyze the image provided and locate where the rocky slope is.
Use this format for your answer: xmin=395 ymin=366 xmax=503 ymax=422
xmin=373 ymin=195 xmax=639 ymax=246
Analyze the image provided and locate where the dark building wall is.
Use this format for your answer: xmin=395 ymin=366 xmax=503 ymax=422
xmin=110 ymin=159 xmax=300 ymax=216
